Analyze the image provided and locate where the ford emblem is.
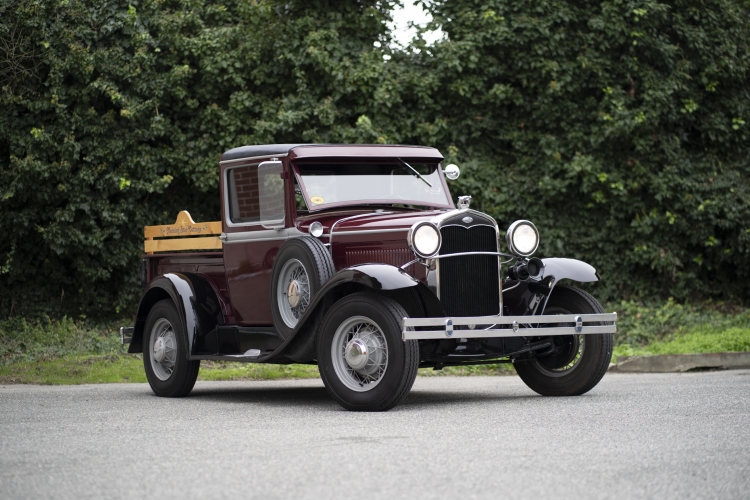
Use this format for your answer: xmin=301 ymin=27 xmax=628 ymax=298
xmin=462 ymin=216 xmax=473 ymax=224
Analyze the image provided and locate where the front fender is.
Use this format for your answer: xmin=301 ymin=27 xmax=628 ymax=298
xmin=540 ymin=258 xmax=600 ymax=284
xmin=298 ymin=264 xmax=443 ymax=330
xmin=273 ymin=264 xmax=443 ymax=363
xmin=503 ymin=258 xmax=600 ymax=316
xmin=130 ymin=273 xmax=222 ymax=358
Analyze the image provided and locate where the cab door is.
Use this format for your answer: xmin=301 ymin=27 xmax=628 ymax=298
xmin=221 ymin=160 xmax=288 ymax=325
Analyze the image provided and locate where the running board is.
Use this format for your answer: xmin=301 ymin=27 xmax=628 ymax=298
xmin=402 ymin=312 xmax=617 ymax=340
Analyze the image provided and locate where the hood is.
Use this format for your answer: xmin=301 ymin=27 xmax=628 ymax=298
xmin=295 ymin=209 xmax=446 ymax=238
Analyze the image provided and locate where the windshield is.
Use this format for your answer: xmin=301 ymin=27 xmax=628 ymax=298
xmin=294 ymin=161 xmax=452 ymax=210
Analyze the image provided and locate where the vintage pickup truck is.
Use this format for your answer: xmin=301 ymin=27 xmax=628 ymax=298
xmin=121 ymin=144 xmax=616 ymax=411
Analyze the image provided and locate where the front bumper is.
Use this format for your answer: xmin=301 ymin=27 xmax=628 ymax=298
xmin=402 ymin=313 xmax=617 ymax=340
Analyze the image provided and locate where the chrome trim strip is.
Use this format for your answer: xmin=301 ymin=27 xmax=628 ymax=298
xmin=223 ymin=228 xmax=305 ymax=244
xmin=333 ymin=228 xmax=409 ymax=236
xmin=402 ymin=312 xmax=617 ymax=340
xmin=219 ymin=153 xmax=288 ymax=166
xmin=432 ymin=251 xmax=515 ymax=259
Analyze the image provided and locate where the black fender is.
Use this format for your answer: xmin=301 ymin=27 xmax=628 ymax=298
xmin=503 ymin=258 xmax=600 ymax=316
xmin=311 ymin=263 xmax=443 ymax=318
xmin=539 ymin=258 xmax=600 ymax=284
xmin=129 ymin=273 xmax=223 ymax=358
xmin=274 ymin=264 xmax=444 ymax=363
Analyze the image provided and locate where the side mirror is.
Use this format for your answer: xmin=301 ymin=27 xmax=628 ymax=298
xmin=442 ymin=164 xmax=460 ymax=180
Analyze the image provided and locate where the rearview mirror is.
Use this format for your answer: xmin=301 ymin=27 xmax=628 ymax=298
xmin=443 ymin=164 xmax=460 ymax=180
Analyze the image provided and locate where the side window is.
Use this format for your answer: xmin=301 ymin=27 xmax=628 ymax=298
xmin=258 ymin=160 xmax=285 ymax=229
xmin=227 ymin=165 xmax=260 ymax=224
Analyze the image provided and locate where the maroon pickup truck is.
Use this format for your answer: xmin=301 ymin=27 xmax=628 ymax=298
xmin=121 ymin=144 xmax=616 ymax=411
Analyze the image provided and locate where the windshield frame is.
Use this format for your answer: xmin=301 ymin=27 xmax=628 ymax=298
xmin=291 ymin=159 xmax=455 ymax=213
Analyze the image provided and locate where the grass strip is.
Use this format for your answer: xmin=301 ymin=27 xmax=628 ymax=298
xmin=613 ymin=326 xmax=750 ymax=362
xmin=0 ymin=355 xmax=515 ymax=385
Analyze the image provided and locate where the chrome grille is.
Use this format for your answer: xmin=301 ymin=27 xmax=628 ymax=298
xmin=438 ymin=224 xmax=500 ymax=317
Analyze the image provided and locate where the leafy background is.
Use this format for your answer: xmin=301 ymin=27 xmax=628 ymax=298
xmin=1 ymin=0 xmax=749 ymax=320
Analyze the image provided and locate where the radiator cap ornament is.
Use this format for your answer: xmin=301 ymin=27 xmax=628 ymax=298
xmin=457 ymin=195 xmax=472 ymax=209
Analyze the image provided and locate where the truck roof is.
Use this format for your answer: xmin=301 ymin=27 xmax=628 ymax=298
xmin=220 ymin=144 xmax=443 ymax=163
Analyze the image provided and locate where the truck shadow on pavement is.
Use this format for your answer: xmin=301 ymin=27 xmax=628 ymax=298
xmin=174 ymin=384 xmax=547 ymax=411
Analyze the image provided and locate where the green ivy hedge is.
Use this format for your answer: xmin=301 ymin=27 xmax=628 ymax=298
xmin=1 ymin=0 xmax=748 ymax=319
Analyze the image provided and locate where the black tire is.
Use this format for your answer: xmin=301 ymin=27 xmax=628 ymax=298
xmin=317 ymin=292 xmax=419 ymax=411
xmin=143 ymin=299 xmax=200 ymax=397
xmin=270 ymin=236 xmax=335 ymax=338
xmin=514 ymin=285 xmax=613 ymax=396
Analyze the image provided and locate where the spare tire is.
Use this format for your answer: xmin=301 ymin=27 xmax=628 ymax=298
xmin=270 ymin=236 xmax=335 ymax=338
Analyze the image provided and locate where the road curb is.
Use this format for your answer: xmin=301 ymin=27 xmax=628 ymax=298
xmin=609 ymin=352 xmax=750 ymax=373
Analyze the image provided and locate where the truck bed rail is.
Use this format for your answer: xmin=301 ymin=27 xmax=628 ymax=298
xmin=144 ymin=211 xmax=222 ymax=254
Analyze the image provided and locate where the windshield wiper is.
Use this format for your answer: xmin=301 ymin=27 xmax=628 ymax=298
xmin=397 ymin=159 xmax=432 ymax=188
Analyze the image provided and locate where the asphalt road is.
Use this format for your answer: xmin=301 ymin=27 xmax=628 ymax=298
xmin=1 ymin=371 xmax=749 ymax=500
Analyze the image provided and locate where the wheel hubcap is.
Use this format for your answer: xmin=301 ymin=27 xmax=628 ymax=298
xmin=149 ymin=318 xmax=177 ymax=381
xmin=344 ymin=339 xmax=369 ymax=371
xmin=331 ymin=316 xmax=388 ymax=392
xmin=153 ymin=337 xmax=167 ymax=362
xmin=287 ymin=280 xmax=301 ymax=308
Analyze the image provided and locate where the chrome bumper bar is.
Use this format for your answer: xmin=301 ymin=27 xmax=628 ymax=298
xmin=402 ymin=313 xmax=617 ymax=340
xmin=120 ymin=327 xmax=134 ymax=345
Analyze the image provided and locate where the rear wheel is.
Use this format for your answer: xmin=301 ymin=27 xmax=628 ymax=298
xmin=514 ymin=285 xmax=613 ymax=396
xmin=143 ymin=299 xmax=200 ymax=397
xmin=317 ymin=293 xmax=419 ymax=411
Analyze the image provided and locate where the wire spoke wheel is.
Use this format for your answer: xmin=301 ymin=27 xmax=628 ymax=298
xmin=331 ymin=316 xmax=389 ymax=392
xmin=276 ymin=258 xmax=311 ymax=328
xmin=149 ymin=318 xmax=177 ymax=381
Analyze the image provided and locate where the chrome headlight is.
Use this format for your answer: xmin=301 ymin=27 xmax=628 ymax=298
xmin=408 ymin=222 xmax=441 ymax=258
xmin=506 ymin=220 xmax=539 ymax=257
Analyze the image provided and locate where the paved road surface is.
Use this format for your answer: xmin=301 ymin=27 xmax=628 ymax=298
xmin=1 ymin=371 xmax=749 ymax=499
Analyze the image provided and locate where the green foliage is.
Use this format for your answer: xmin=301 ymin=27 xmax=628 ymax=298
xmin=0 ymin=0 xmax=398 ymax=317
xmin=611 ymin=297 xmax=750 ymax=346
xmin=0 ymin=354 xmax=147 ymax=384
xmin=1 ymin=0 xmax=749 ymax=319
xmin=0 ymin=316 xmax=122 ymax=362
xmin=405 ymin=0 xmax=750 ymax=302
xmin=612 ymin=326 xmax=750 ymax=361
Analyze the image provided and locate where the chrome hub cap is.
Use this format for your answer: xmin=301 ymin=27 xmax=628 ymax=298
xmin=344 ymin=339 xmax=369 ymax=371
xmin=287 ymin=280 xmax=301 ymax=308
xmin=149 ymin=318 xmax=177 ymax=381
xmin=331 ymin=316 xmax=388 ymax=392
xmin=276 ymin=259 xmax=310 ymax=328
xmin=153 ymin=337 xmax=166 ymax=362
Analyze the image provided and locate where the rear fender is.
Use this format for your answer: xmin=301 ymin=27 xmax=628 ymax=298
xmin=129 ymin=273 xmax=223 ymax=358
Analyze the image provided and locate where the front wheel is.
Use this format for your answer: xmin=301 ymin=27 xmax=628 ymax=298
xmin=514 ymin=285 xmax=613 ymax=396
xmin=317 ymin=293 xmax=419 ymax=411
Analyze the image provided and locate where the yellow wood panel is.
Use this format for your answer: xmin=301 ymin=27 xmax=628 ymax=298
xmin=144 ymin=237 xmax=222 ymax=253
xmin=143 ymin=210 xmax=222 ymax=238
